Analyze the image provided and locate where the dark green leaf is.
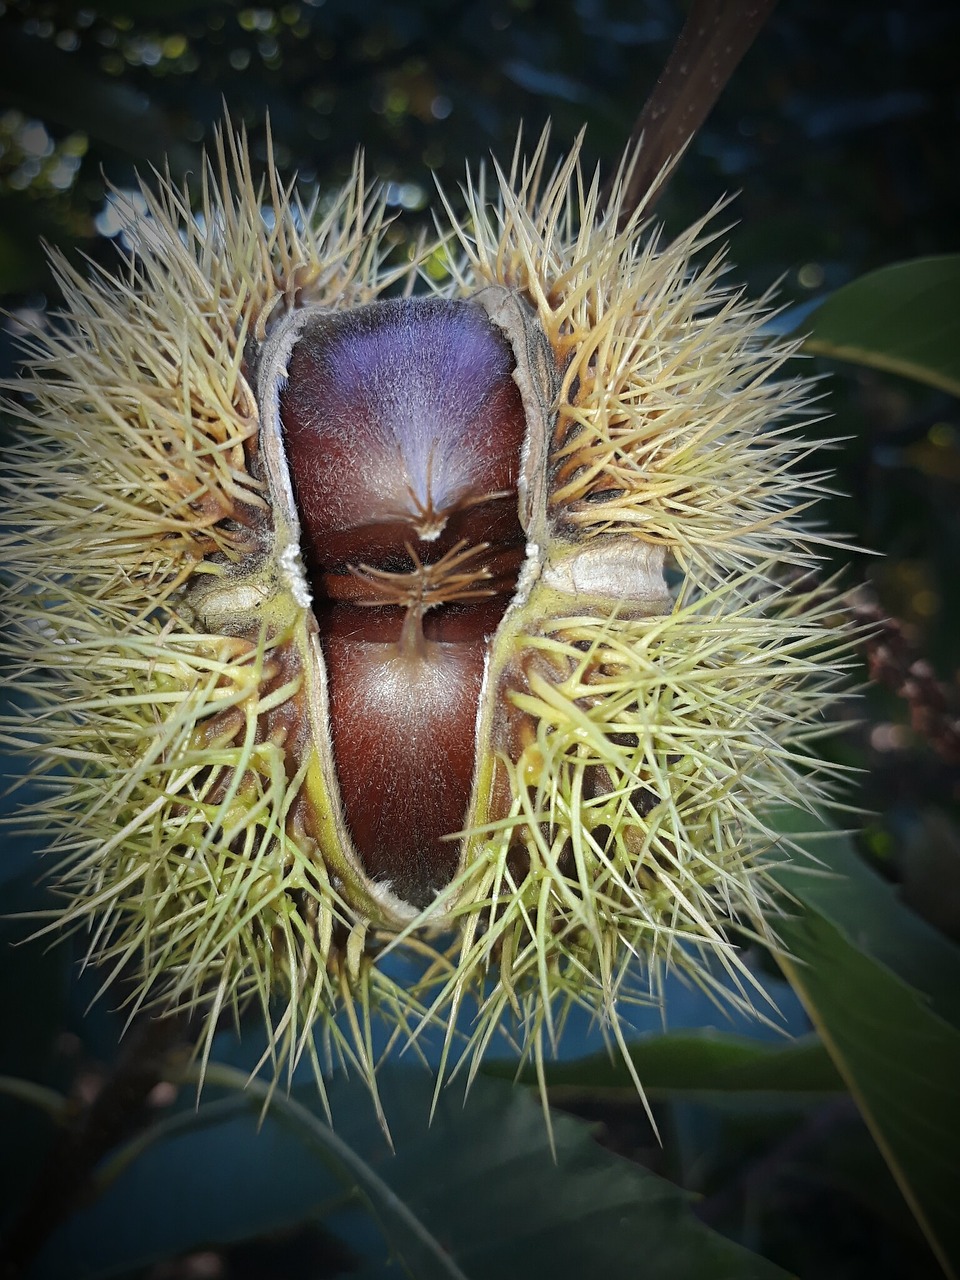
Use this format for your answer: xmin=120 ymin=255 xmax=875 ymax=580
xmin=769 ymin=813 xmax=960 ymax=1279
xmin=772 ymin=808 xmax=960 ymax=1029
xmin=33 ymin=1065 xmax=793 ymax=1280
xmin=488 ymin=1029 xmax=844 ymax=1097
xmin=775 ymin=911 xmax=960 ymax=1280
xmin=800 ymin=256 xmax=960 ymax=396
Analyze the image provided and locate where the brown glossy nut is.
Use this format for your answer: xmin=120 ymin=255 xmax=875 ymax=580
xmin=275 ymin=298 xmax=528 ymax=905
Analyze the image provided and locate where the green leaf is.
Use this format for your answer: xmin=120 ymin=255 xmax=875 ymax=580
xmin=488 ymin=1029 xmax=844 ymax=1097
xmin=33 ymin=1065 xmax=793 ymax=1280
xmin=201 ymin=1064 xmax=471 ymax=1280
xmin=772 ymin=809 xmax=960 ymax=1029
xmin=800 ymin=256 xmax=960 ymax=395
xmin=769 ymin=815 xmax=960 ymax=1279
xmin=776 ymin=913 xmax=960 ymax=1280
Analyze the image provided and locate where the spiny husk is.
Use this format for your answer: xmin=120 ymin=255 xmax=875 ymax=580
xmin=0 ymin=122 xmax=855 ymax=1126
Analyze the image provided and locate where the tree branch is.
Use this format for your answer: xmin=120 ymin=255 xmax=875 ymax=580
xmin=603 ymin=0 xmax=779 ymax=222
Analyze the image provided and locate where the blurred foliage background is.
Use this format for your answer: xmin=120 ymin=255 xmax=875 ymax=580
xmin=1 ymin=1 xmax=959 ymax=1278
